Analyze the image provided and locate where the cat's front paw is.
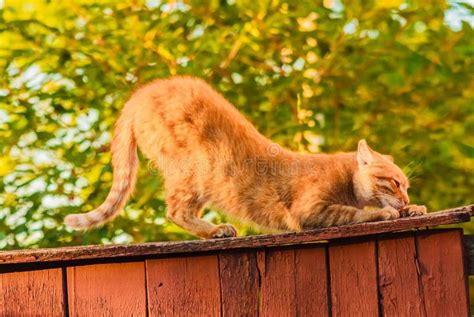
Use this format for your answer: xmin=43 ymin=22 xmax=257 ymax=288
xmin=379 ymin=206 xmax=400 ymax=220
xmin=399 ymin=205 xmax=427 ymax=217
xmin=211 ymin=224 xmax=238 ymax=239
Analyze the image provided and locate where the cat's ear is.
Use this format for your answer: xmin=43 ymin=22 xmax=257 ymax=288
xmin=383 ymin=154 xmax=394 ymax=162
xmin=357 ymin=139 xmax=374 ymax=168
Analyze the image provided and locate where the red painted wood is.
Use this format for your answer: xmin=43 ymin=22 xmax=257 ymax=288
xmin=294 ymin=247 xmax=330 ymax=316
xmin=0 ymin=268 xmax=64 ymax=316
xmin=260 ymin=248 xmax=294 ymax=317
xmin=416 ymin=229 xmax=469 ymax=317
xmin=329 ymin=240 xmax=378 ymax=316
xmin=67 ymin=262 xmax=146 ymax=316
xmin=146 ymin=255 xmax=221 ymax=316
xmin=260 ymin=246 xmax=328 ymax=316
xmin=1 ymin=228 xmax=470 ymax=316
xmin=378 ymin=234 xmax=425 ymax=316
xmin=219 ymin=250 xmax=259 ymax=316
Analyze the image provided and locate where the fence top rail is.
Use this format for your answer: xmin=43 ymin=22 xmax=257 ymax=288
xmin=0 ymin=205 xmax=472 ymax=265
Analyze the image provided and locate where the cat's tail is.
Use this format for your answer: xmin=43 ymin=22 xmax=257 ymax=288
xmin=64 ymin=108 xmax=138 ymax=230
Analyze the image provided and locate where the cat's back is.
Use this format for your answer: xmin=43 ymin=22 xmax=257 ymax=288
xmin=129 ymin=76 xmax=270 ymax=161
xmin=133 ymin=76 xmax=251 ymax=127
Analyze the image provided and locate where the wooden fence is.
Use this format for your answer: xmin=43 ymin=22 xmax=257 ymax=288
xmin=1 ymin=205 xmax=473 ymax=316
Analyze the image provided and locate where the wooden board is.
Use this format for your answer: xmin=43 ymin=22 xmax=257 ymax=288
xmin=260 ymin=248 xmax=295 ymax=317
xmin=329 ymin=240 xmax=378 ymax=316
xmin=294 ymin=247 xmax=329 ymax=316
xmin=1 ymin=205 xmax=471 ymax=265
xmin=416 ymin=229 xmax=469 ymax=317
xmin=146 ymin=255 xmax=221 ymax=316
xmin=0 ymin=268 xmax=64 ymax=316
xmin=378 ymin=234 xmax=425 ymax=316
xmin=67 ymin=262 xmax=146 ymax=316
xmin=219 ymin=250 xmax=259 ymax=316
xmin=260 ymin=246 xmax=328 ymax=316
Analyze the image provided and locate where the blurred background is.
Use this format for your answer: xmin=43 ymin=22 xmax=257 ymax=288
xmin=0 ymin=0 xmax=472 ymax=250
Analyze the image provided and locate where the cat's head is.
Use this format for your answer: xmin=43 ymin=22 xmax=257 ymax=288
xmin=353 ymin=139 xmax=409 ymax=210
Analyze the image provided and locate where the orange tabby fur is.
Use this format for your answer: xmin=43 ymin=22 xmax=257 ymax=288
xmin=64 ymin=76 xmax=426 ymax=238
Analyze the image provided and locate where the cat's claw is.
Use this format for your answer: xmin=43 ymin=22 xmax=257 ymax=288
xmin=211 ymin=224 xmax=238 ymax=239
xmin=399 ymin=205 xmax=427 ymax=217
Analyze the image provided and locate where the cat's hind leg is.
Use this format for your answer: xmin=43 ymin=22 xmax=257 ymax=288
xmin=165 ymin=186 xmax=237 ymax=239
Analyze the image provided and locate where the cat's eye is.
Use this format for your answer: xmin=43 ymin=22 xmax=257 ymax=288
xmin=392 ymin=179 xmax=400 ymax=188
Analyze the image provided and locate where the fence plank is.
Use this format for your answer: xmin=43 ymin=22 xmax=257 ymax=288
xmin=0 ymin=268 xmax=64 ymax=316
xmin=416 ymin=229 xmax=469 ymax=317
xmin=219 ymin=250 xmax=259 ymax=317
xmin=260 ymin=246 xmax=328 ymax=317
xmin=378 ymin=234 xmax=425 ymax=316
xmin=146 ymin=255 xmax=221 ymax=316
xmin=294 ymin=247 xmax=330 ymax=316
xmin=67 ymin=262 xmax=146 ymax=317
xmin=260 ymin=248 xmax=294 ymax=317
xmin=329 ymin=240 xmax=378 ymax=316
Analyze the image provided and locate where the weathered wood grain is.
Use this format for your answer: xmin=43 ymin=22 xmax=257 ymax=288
xmin=67 ymin=262 xmax=146 ymax=317
xmin=219 ymin=250 xmax=259 ymax=317
xmin=464 ymin=235 xmax=474 ymax=275
xmin=260 ymin=248 xmax=295 ymax=317
xmin=260 ymin=246 xmax=328 ymax=317
xmin=0 ymin=268 xmax=64 ymax=316
xmin=329 ymin=240 xmax=379 ymax=316
xmin=146 ymin=255 xmax=221 ymax=316
xmin=1 ymin=205 xmax=471 ymax=265
xmin=294 ymin=247 xmax=329 ymax=316
xmin=416 ymin=229 xmax=469 ymax=317
xmin=378 ymin=233 xmax=425 ymax=316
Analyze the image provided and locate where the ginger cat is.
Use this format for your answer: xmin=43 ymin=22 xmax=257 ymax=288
xmin=65 ymin=76 xmax=427 ymax=238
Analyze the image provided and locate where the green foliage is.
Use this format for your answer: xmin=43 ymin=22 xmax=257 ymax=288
xmin=0 ymin=0 xmax=472 ymax=250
